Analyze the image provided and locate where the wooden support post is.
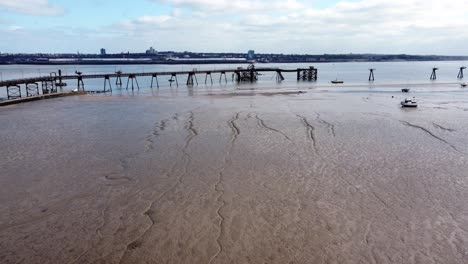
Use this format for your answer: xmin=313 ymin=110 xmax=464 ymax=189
xmin=368 ymin=68 xmax=375 ymax=81
xmin=276 ymin=71 xmax=284 ymax=81
xmin=41 ymin=80 xmax=54 ymax=94
xmin=187 ymin=74 xmax=192 ymax=85
xmin=115 ymin=70 xmax=123 ymax=86
xmin=135 ymin=76 xmax=140 ymax=90
xmin=205 ymin=72 xmax=213 ymax=85
xmin=186 ymin=72 xmax=197 ymax=86
xmin=58 ymin=70 xmax=62 ymax=85
xmin=247 ymin=64 xmax=257 ymax=82
xmin=192 ymin=68 xmax=198 ymax=85
xmin=26 ymin=83 xmax=39 ymax=97
xmin=77 ymin=77 xmax=85 ymax=91
xmin=50 ymin=72 xmax=57 ymax=81
xmin=104 ymin=75 xmax=112 ymax=92
xmin=41 ymin=81 xmax=48 ymax=94
xmin=458 ymin=66 xmax=466 ymax=79
xmin=220 ymin=71 xmax=227 ymax=83
xmin=296 ymin=67 xmax=318 ymax=81
xmin=126 ymin=74 xmax=139 ymax=90
xmin=75 ymin=71 xmax=84 ymax=91
xmin=169 ymin=73 xmax=178 ymax=87
xmin=55 ymin=69 xmax=66 ymax=88
xmin=309 ymin=66 xmax=317 ymax=81
xmin=430 ymin=68 xmax=438 ymax=80
xmin=151 ymin=74 xmax=159 ymax=88
xmin=7 ymin=85 xmax=21 ymax=100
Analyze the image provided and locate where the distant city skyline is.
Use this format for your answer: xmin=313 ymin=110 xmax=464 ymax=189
xmin=1 ymin=0 xmax=467 ymax=55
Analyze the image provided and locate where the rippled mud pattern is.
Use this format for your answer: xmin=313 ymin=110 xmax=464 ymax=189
xmin=0 ymin=91 xmax=467 ymax=264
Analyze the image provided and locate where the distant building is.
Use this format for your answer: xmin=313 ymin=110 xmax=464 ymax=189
xmin=247 ymin=50 xmax=255 ymax=60
xmin=146 ymin=47 xmax=157 ymax=55
xmin=100 ymin=48 xmax=106 ymax=55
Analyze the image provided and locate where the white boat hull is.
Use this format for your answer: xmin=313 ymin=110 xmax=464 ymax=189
xmin=401 ymin=102 xmax=418 ymax=107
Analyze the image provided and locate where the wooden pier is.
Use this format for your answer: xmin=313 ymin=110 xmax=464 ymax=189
xmin=0 ymin=66 xmax=318 ymax=100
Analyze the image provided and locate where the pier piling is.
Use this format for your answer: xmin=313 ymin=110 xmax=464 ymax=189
xmin=58 ymin=70 xmax=63 ymax=86
xmin=41 ymin=80 xmax=55 ymax=94
xmin=55 ymin=70 xmax=66 ymax=88
xmin=151 ymin=74 xmax=159 ymax=88
xmin=104 ymin=75 xmax=112 ymax=92
xmin=115 ymin=71 xmax=123 ymax=86
xmin=430 ymin=67 xmax=438 ymax=80
xmin=126 ymin=74 xmax=139 ymax=90
xmin=276 ymin=70 xmax=285 ymax=82
xmin=169 ymin=73 xmax=178 ymax=87
xmin=458 ymin=66 xmax=466 ymax=79
xmin=219 ymin=71 xmax=227 ymax=83
xmin=186 ymin=72 xmax=198 ymax=86
xmin=77 ymin=77 xmax=84 ymax=90
xmin=7 ymin=85 xmax=21 ymax=100
xmin=297 ymin=67 xmax=317 ymax=81
xmin=234 ymin=64 xmax=258 ymax=82
xmin=368 ymin=68 xmax=375 ymax=81
xmin=26 ymin=83 xmax=39 ymax=97
xmin=205 ymin=72 xmax=213 ymax=85
xmin=75 ymin=71 xmax=85 ymax=90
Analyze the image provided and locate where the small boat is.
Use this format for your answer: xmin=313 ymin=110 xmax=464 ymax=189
xmin=401 ymin=98 xmax=418 ymax=107
xmin=461 ymin=83 xmax=467 ymax=87
xmin=401 ymin=88 xmax=410 ymax=92
xmin=331 ymin=79 xmax=344 ymax=84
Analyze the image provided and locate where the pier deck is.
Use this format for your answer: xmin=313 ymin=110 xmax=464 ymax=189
xmin=0 ymin=66 xmax=318 ymax=100
xmin=0 ymin=67 xmax=314 ymax=87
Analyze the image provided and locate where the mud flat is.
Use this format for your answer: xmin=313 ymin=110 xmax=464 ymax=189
xmin=0 ymin=88 xmax=467 ymax=263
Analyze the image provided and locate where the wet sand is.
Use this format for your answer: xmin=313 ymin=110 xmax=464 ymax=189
xmin=0 ymin=88 xmax=467 ymax=263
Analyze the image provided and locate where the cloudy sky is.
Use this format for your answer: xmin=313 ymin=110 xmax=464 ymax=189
xmin=0 ymin=0 xmax=467 ymax=55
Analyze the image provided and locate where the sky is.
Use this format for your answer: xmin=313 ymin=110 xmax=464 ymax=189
xmin=0 ymin=0 xmax=467 ymax=55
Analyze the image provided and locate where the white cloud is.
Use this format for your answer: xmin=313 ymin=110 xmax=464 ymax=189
xmin=135 ymin=15 xmax=172 ymax=25
xmin=153 ymin=0 xmax=304 ymax=12
xmin=6 ymin=25 xmax=23 ymax=31
xmin=2 ymin=0 xmax=468 ymax=54
xmin=0 ymin=0 xmax=64 ymax=16
xmin=106 ymin=0 xmax=466 ymax=54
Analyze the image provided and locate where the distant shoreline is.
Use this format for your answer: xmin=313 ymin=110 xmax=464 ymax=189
xmin=1 ymin=59 xmax=468 ymax=66
xmin=2 ymin=52 xmax=467 ymax=65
